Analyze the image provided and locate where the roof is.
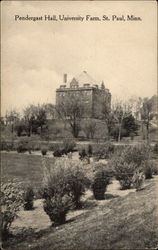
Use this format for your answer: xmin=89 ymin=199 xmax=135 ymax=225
xmin=69 ymin=71 xmax=98 ymax=87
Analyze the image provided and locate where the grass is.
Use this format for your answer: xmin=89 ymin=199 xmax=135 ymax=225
xmin=1 ymin=152 xmax=56 ymax=195
xmin=3 ymin=176 xmax=158 ymax=250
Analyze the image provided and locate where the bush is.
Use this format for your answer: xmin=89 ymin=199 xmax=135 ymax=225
xmin=44 ymin=195 xmax=72 ymax=226
xmin=42 ymin=158 xmax=89 ymax=225
xmin=79 ymin=148 xmax=87 ymax=160
xmin=153 ymin=142 xmax=158 ymax=154
xmin=88 ymin=144 xmax=93 ymax=156
xmin=17 ymin=138 xmax=29 ymax=153
xmin=115 ymin=162 xmax=137 ymax=189
xmin=53 ymin=149 xmax=63 ymax=157
xmin=142 ymin=161 xmax=154 ymax=179
xmin=62 ymin=139 xmax=76 ymax=154
xmin=65 ymin=160 xmax=90 ymax=208
xmin=1 ymin=182 xmax=24 ymax=240
xmin=92 ymin=165 xmax=111 ymax=200
xmin=93 ymin=142 xmax=114 ymax=159
xmin=132 ymin=170 xmax=145 ymax=191
xmin=41 ymin=146 xmax=48 ymax=156
xmin=23 ymin=186 xmax=34 ymax=210
xmin=109 ymin=144 xmax=151 ymax=189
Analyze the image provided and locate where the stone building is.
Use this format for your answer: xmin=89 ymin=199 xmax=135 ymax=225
xmin=56 ymin=71 xmax=111 ymax=119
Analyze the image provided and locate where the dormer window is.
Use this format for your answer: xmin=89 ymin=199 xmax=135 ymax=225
xmin=70 ymin=78 xmax=79 ymax=88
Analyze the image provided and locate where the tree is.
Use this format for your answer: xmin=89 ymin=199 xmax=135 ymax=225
xmin=56 ymin=94 xmax=84 ymax=138
xmin=5 ymin=109 xmax=20 ymax=133
xmin=23 ymin=104 xmax=47 ymax=136
xmin=122 ymin=114 xmax=139 ymax=138
xmin=112 ymin=100 xmax=132 ymax=141
xmin=43 ymin=103 xmax=56 ymax=119
xmin=141 ymin=97 xmax=155 ymax=140
xmin=83 ymin=119 xmax=97 ymax=139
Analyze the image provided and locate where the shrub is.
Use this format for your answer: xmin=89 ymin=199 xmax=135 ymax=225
xmin=0 ymin=140 xmax=14 ymax=151
xmin=17 ymin=138 xmax=29 ymax=153
xmin=92 ymin=165 xmax=111 ymax=200
xmin=132 ymin=170 xmax=145 ymax=191
xmin=115 ymin=162 xmax=137 ymax=189
xmin=65 ymin=160 xmax=90 ymax=208
xmin=109 ymin=144 xmax=151 ymax=189
xmin=88 ymin=144 xmax=93 ymax=156
xmin=41 ymin=146 xmax=48 ymax=156
xmin=53 ymin=149 xmax=63 ymax=157
xmin=153 ymin=142 xmax=158 ymax=154
xmin=1 ymin=182 xmax=24 ymax=240
xmin=44 ymin=195 xmax=72 ymax=226
xmin=142 ymin=160 xmax=154 ymax=179
xmin=62 ymin=139 xmax=76 ymax=154
xmin=93 ymin=142 xmax=114 ymax=159
xmin=115 ymin=144 xmax=151 ymax=166
xmin=79 ymin=148 xmax=87 ymax=160
xmin=23 ymin=186 xmax=34 ymax=210
xmin=42 ymin=158 xmax=89 ymax=225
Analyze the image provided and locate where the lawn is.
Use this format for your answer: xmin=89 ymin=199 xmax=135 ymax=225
xmin=1 ymin=152 xmax=56 ymax=193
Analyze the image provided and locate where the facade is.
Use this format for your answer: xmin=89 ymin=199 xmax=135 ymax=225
xmin=56 ymin=71 xmax=111 ymax=119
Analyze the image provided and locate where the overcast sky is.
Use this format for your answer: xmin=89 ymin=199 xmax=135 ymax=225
xmin=1 ymin=1 xmax=157 ymax=115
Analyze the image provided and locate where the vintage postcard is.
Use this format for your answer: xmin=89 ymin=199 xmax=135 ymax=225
xmin=1 ymin=1 xmax=157 ymax=249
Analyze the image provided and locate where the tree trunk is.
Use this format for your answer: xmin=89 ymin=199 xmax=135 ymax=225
xmin=118 ymin=123 xmax=122 ymax=142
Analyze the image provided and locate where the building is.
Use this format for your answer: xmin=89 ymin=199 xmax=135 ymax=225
xmin=56 ymin=71 xmax=111 ymax=119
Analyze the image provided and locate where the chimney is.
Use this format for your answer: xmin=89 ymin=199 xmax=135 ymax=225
xmin=63 ymin=73 xmax=67 ymax=83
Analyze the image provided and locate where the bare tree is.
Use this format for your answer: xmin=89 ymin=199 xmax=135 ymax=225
xmin=56 ymin=94 xmax=84 ymax=138
xmin=5 ymin=109 xmax=20 ymax=133
xmin=23 ymin=104 xmax=47 ymax=136
xmin=141 ymin=97 xmax=154 ymax=140
xmin=112 ymin=100 xmax=133 ymax=142
xmin=83 ymin=119 xmax=97 ymax=139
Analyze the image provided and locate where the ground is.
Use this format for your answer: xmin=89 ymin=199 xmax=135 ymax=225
xmin=3 ymin=176 xmax=158 ymax=250
xmin=2 ymin=152 xmax=158 ymax=249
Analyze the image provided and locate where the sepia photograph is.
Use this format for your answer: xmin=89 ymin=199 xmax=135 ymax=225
xmin=1 ymin=1 xmax=158 ymax=249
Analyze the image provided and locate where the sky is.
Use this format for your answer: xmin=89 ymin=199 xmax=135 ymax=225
xmin=1 ymin=1 xmax=157 ymax=115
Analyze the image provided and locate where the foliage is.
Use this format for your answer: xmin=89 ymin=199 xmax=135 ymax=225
xmin=141 ymin=97 xmax=155 ymax=140
xmin=41 ymin=146 xmax=48 ymax=156
xmin=111 ymin=100 xmax=133 ymax=141
xmin=62 ymin=139 xmax=76 ymax=154
xmin=56 ymin=94 xmax=84 ymax=138
xmin=1 ymin=182 xmax=24 ymax=240
xmin=88 ymin=144 xmax=93 ymax=156
xmin=115 ymin=162 xmax=137 ymax=189
xmin=142 ymin=160 xmax=154 ymax=179
xmin=0 ymin=140 xmax=14 ymax=151
xmin=17 ymin=138 xmax=29 ymax=153
xmin=23 ymin=104 xmax=47 ymax=136
xmin=43 ymin=195 xmax=72 ymax=225
xmin=91 ymin=164 xmax=111 ymax=200
xmin=53 ymin=149 xmax=63 ymax=157
xmin=93 ymin=142 xmax=115 ymax=159
xmin=23 ymin=186 xmax=34 ymax=210
xmin=79 ymin=148 xmax=87 ymax=160
xmin=109 ymin=144 xmax=151 ymax=189
xmin=132 ymin=169 xmax=145 ymax=191
xmin=83 ymin=120 xmax=97 ymax=139
xmin=64 ymin=159 xmax=90 ymax=208
xmin=153 ymin=142 xmax=158 ymax=154
xmin=42 ymin=158 xmax=89 ymax=225
xmin=122 ymin=114 xmax=139 ymax=137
